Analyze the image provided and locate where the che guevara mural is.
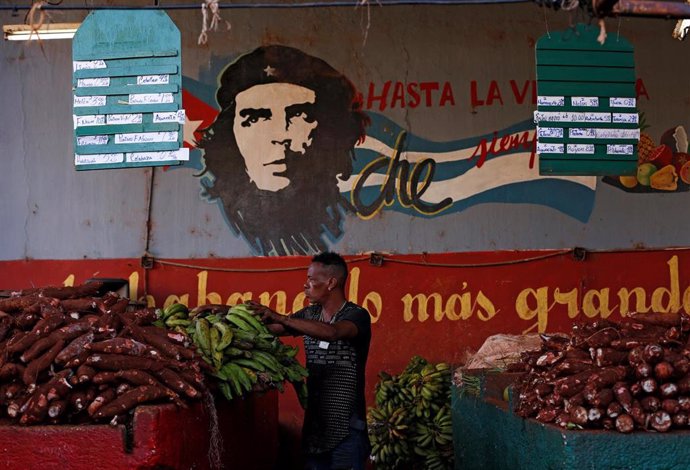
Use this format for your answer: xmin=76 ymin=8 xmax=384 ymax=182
xmin=180 ymin=44 xmax=601 ymax=256
xmin=196 ymin=46 xmax=368 ymax=256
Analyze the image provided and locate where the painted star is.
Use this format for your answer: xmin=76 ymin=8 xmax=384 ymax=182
xmin=264 ymin=65 xmax=276 ymax=77
xmin=183 ymin=118 xmax=204 ymax=148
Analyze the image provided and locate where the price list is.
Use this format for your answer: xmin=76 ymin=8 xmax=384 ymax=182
xmin=535 ymin=24 xmax=639 ymax=176
xmin=71 ymin=11 xmax=187 ymax=170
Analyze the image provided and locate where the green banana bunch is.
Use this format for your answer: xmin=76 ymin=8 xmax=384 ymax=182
xmin=153 ymin=302 xmax=192 ymax=331
xmin=166 ymin=302 xmax=309 ymax=403
xmin=367 ymin=356 xmax=454 ymax=470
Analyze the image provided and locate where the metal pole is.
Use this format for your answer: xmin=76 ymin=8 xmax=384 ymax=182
xmin=0 ymin=0 xmax=530 ymax=11
xmin=613 ymin=0 xmax=690 ymax=19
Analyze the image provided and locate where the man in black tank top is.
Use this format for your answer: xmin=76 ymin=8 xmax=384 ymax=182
xmin=248 ymin=252 xmax=372 ymax=470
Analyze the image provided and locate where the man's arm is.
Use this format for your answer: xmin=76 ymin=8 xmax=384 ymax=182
xmin=246 ymin=301 xmax=358 ymax=341
xmin=265 ymin=323 xmax=289 ymax=336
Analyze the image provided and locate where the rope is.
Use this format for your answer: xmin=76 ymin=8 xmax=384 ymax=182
xmin=26 ymin=1 xmax=46 ymax=40
xmin=145 ymin=246 xmax=690 ymax=274
xmin=542 ymin=3 xmax=551 ymax=39
xmin=596 ymin=17 xmax=607 ymax=44
xmin=198 ymin=0 xmax=231 ymax=46
xmin=152 ymin=250 xmax=575 ymax=273
xmin=383 ymin=249 xmax=573 ymax=268
xmin=155 ymin=256 xmax=371 ymax=273
xmin=561 ymin=0 xmax=579 ymax=11
xmin=356 ymin=0 xmax=380 ymax=46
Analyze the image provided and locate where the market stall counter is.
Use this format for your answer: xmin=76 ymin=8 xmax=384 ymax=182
xmin=0 ymin=390 xmax=278 ymax=470
xmin=452 ymin=369 xmax=690 ymax=469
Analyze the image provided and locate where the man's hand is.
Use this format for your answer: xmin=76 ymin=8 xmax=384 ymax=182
xmin=245 ymin=301 xmax=289 ymax=336
xmin=245 ymin=300 xmax=283 ymax=325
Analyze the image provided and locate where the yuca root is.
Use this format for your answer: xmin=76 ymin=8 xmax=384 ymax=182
xmin=0 ymin=283 xmax=206 ymax=426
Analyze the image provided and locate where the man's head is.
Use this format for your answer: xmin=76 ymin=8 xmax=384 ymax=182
xmin=198 ymin=45 xmax=369 ymax=256
xmin=233 ymin=83 xmax=317 ymax=191
xmin=304 ymin=252 xmax=349 ymax=304
xmin=201 ymin=45 xmax=367 ymax=192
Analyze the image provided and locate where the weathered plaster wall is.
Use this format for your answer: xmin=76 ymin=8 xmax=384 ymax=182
xmin=1 ymin=2 xmax=688 ymax=260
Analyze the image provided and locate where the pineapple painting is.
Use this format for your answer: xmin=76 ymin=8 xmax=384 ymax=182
xmin=638 ymin=113 xmax=656 ymax=164
xmin=603 ymin=113 xmax=690 ymax=193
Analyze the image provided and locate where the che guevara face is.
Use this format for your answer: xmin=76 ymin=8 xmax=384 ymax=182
xmin=233 ymin=83 xmax=319 ymax=192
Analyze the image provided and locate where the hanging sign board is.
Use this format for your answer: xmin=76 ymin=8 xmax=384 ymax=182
xmin=535 ymin=23 xmax=638 ymax=176
xmin=72 ymin=10 xmax=187 ymax=170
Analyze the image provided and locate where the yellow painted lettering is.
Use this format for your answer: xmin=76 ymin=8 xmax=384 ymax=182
xmin=516 ymin=287 xmax=549 ymax=332
xmin=128 ymin=272 xmax=139 ymax=303
xmin=443 ymin=282 xmax=471 ymax=321
xmin=63 ymin=274 xmax=75 ymax=287
xmin=197 ymin=271 xmax=222 ymax=306
xmin=292 ymin=293 xmax=307 ymax=313
xmin=617 ymin=287 xmax=649 ymax=315
xmin=401 ymin=293 xmax=438 ymax=322
xmin=684 ymin=286 xmax=690 ymax=314
xmin=583 ymin=289 xmax=615 ymax=319
xmin=444 ymin=293 xmax=464 ymax=321
xmin=475 ymin=291 xmax=497 ymax=321
xmin=145 ymin=294 xmax=156 ymax=308
xmin=348 ymin=267 xmax=360 ymax=304
xmin=553 ymin=287 xmax=579 ymax=319
xmin=425 ymin=293 xmax=446 ymax=321
xmin=363 ymin=291 xmax=382 ymax=324
xmin=164 ymin=294 xmax=189 ymax=309
xmin=259 ymin=291 xmax=287 ymax=314
xmin=651 ymin=256 xmax=681 ymax=313
xmin=227 ymin=292 xmax=253 ymax=305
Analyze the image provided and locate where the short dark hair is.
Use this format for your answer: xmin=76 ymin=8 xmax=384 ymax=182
xmin=312 ymin=251 xmax=348 ymax=286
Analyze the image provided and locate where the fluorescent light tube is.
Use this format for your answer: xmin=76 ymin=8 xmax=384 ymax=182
xmin=3 ymin=23 xmax=80 ymax=41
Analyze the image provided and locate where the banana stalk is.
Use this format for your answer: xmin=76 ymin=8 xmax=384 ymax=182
xmin=157 ymin=302 xmax=309 ymax=404
xmin=368 ymin=355 xmax=454 ymax=470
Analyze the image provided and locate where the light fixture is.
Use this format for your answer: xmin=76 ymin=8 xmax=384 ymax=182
xmin=3 ymin=23 xmax=80 ymax=41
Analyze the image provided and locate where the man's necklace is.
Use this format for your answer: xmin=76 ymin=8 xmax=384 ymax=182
xmin=319 ymin=301 xmax=348 ymax=324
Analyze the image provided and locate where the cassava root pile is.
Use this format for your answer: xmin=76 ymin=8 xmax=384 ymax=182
xmin=513 ymin=312 xmax=690 ymax=433
xmin=0 ymin=283 xmax=205 ymax=426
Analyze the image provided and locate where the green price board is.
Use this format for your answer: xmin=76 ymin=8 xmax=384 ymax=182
xmin=72 ymin=10 xmax=185 ymax=170
xmin=535 ymin=23 xmax=638 ymax=176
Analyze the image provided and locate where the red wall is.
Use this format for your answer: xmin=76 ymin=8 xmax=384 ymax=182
xmin=2 ymin=249 xmax=689 ymax=466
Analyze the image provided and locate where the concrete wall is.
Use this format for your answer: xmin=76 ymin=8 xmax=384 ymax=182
xmin=1 ymin=1 xmax=689 ymax=260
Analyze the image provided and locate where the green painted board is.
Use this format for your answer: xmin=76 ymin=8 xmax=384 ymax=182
xmin=540 ymin=159 xmax=637 ymax=176
xmin=72 ymin=10 xmax=184 ymax=170
xmin=539 ymin=152 xmax=638 ymax=161
xmin=73 ymin=84 xmax=179 ymax=96
xmin=537 ymin=28 xmax=633 ymax=51
xmin=537 ymin=82 xmax=635 ymax=97
xmin=536 ymin=122 xmax=638 ymax=129
xmin=73 ymin=103 xmax=179 ymax=115
xmin=74 ymin=64 xmax=178 ymax=79
xmin=75 ymin=122 xmax=179 ymax=136
xmin=75 ymin=49 xmax=178 ymax=61
xmin=76 ymin=141 xmax=180 ymax=154
xmin=536 ymin=50 xmax=634 ymax=67
xmin=539 ymin=137 xmax=638 ymax=145
xmin=539 ymin=141 xmax=638 ymax=147
xmin=74 ymin=160 xmax=176 ymax=171
xmin=537 ymin=104 xmax=636 ymax=112
xmin=535 ymin=23 xmax=638 ymax=176
xmin=536 ymin=66 xmax=635 ymax=82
